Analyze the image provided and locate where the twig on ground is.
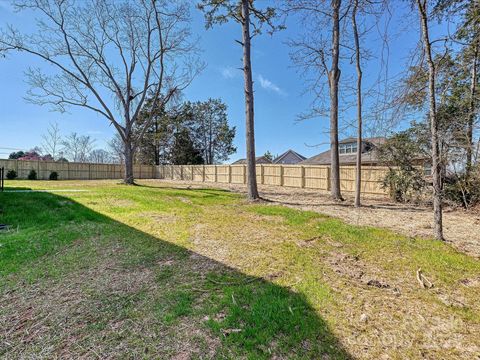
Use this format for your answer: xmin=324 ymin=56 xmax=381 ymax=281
xmin=416 ymin=268 xmax=434 ymax=289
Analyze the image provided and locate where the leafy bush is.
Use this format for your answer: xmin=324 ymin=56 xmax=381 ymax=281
xmin=49 ymin=171 xmax=59 ymax=180
xmin=27 ymin=169 xmax=37 ymax=180
xmin=382 ymin=168 xmax=425 ymax=202
xmin=444 ymin=167 xmax=480 ymax=209
xmin=378 ymin=131 xmax=427 ymax=202
xmin=6 ymin=170 xmax=17 ymax=180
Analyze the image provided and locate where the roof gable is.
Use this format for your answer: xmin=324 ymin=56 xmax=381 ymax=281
xmin=273 ymin=150 xmax=306 ymax=164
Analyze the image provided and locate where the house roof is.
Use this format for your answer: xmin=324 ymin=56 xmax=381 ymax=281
xmin=273 ymin=149 xmax=306 ymax=164
xmin=231 ymin=156 xmax=272 ymax=165
xmin=300 ymin=137 xmax=386 ymax=165
xmin=338 ymin=137 xmax=387 ymax=145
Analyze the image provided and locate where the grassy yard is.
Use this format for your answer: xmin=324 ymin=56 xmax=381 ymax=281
xmin=0 ymin=180 xmax=479 ymax=359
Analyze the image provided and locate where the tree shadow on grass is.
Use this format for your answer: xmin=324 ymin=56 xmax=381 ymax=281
xmin=136 ymin=182 xmax=234 ymax=193
xmin=1 ymin=186 xmax=33 ymax=191
xmin=0 ymin=190 xmax=352 ymax=359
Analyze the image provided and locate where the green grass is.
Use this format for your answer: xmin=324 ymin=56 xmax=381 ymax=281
xmin=0 ymin=179 xmax=479 ymax=359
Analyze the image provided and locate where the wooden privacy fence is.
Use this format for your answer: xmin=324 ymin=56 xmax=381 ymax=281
xmin=0 ymin=159 xmax=155 ymax=180
xmin=0 ymin=158 xmax=390 ymax=195
xmin=156 ymin=164 xmax=390 ymax=195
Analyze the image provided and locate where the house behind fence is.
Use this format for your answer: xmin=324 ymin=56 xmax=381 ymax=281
xmin=0 ymin=159 xmax=390 ymax=196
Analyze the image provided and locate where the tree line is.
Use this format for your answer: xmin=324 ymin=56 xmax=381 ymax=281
xmin=9 ymin=97 xmax=236 ymax=166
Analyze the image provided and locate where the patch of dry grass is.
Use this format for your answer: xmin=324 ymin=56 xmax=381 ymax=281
xmin=143 ymin=179 xmax=480 ymax=258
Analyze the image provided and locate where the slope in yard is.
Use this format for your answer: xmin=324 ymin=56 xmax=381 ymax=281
xmin=0 ymin=180 xmax=479 ymax=359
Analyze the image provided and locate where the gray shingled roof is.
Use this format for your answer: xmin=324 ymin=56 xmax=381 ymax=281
xmin=300 ymin=137 xmax=386 ymax=165
xmin=273 ymin=149 xmax=307 ymax=164
xmin=231 ymin=156 xmax=272 ymax=165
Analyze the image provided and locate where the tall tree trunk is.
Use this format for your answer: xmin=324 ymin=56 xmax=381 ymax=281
xmin=154 ymin=119 xmax=160 ymax=165
xmin=417 ymin=0 xmax=443 ymax=240
xmin=352 ymin=0 xmax=362 ymax=208
xmin=124 ymin=140 xmax=135 ymax=185
xmin=209 ymin=124 xmax=213 ymax=164
xmin=329 ymin=0 xmax=343 ymax=201
xmin=241 ymin=0 xmax=259 ymax=200
xmin=467 ymin=42 xmax=478 ymax=175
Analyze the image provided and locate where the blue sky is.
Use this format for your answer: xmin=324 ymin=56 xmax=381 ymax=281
xmin=0 ymin=1 xmax=440 ymax=162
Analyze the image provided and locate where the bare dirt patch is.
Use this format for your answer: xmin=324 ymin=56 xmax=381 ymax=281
xmin=326 ymin=251 xmax=400 ymax=294
xmin=143 ymin=180 xmax=480 ymax=258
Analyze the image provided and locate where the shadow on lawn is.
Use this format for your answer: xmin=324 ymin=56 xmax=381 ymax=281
xmin=0 ymin=186 xmax=33 ymax=191
xmin=142 ymin=181 xmax=427 ymax=213
xmin=265 ymin=197 xmax=427 ymax=213
xmin=136 ymin=182 xmax=234 ymax=195
xmin=0 ymin=190 xmax=352 ymax=359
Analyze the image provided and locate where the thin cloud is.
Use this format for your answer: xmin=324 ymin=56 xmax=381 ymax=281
xmin=221 ymin=66 xmax=238 ymax=79
xmin=258 ymin=75 xmax=286 ymax=96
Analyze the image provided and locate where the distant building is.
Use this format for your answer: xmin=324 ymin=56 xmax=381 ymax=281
xmin=300 ymin=137 xmax=387 ymax=166
xmin=231 ymin=156 xmax=272 ymax=165
xmin=273 ymin=149 xmax=306 ymax=165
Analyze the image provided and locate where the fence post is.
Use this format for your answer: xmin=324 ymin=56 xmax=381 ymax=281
xmin=301 ymin=166 xmax=305 ymax=188
xmin=279 ymin=165 xmax=284 ymax=186
xmin=228 ymin=165 xmax=232 ymax=183
xmin=243 ymin=165 xmax=246 ymax=184
xmin=202 ymin=165 xmax=205 ymax=182
xmin=260 ymin=165 xmax=264 ymax=184
xmin=214 ymin=165 xmax=217 ymax=182
xmin=180 ymin=165 xmax=184 ymax=180
xmin=326 ymin=166 xmax=331 ymax=191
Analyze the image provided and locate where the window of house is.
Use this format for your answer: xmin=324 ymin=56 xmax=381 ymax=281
xmin=339 ymin=143 xmax=357 ymax=154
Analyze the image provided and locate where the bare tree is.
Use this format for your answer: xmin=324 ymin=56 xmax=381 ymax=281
xmin=286 ymin=0 xmax=350 ymax=201
xmin=352 ymin=0 xmax=363 ymax=207
xmin=89 ymin=149 xmax=112 ymax=164
xmin=108 ymin=133 xmax=125 ymax=164
xmin=329 ymin=0 xmax=343 ymax=201
xmin=41 ymin=121 xmax=62 ymax=160
xmin=0 ymin=0 xmax=201 ymax=184
xmin=467 ymin=42 xmax=478 ymax=174
xmin=62 ymin=132 xmax=95 ymax=163
xmin=198 ymin=0 xmax=282 ymax=201
xmin=416 ymin=0 xmax=444 ymax=240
